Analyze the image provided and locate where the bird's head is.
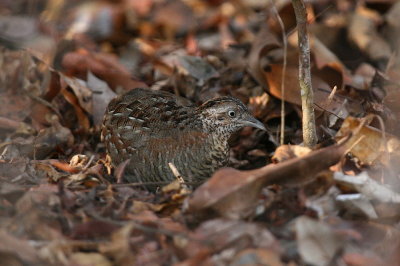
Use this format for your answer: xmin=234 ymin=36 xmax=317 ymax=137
xmin=197 ymin=96 xmax=266 ymax=135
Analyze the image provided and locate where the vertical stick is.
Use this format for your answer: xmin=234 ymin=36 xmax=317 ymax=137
xmin=291 ymin=0 xmax=317 ymax=147
xmin=270 ymin=1 xmax=288 ymax=145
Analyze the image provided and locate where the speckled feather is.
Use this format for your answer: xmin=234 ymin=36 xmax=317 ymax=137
xmin=101 ymin=88 xmax=264 ymax=185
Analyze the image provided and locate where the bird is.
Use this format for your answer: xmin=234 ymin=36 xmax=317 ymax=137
xmin=101 ymin=88 xmax=266 ymax=186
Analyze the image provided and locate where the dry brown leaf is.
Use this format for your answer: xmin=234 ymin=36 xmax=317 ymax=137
xmin=2 ymin=2 xmax=400 ymax=265
xmin=182 ymin=219 xmax=280 ymax=260
xmin=331 ymin=219 xmax=400 ymax=265
xmin=272 ymin=144 xmax=311 ymax=163
xmin=60 ymin=74 xmax=93 ymax=114
xmin=336 ymin=116 xmax=400 ymax=164
xmin=99 ymin=223 xmax=135 ymax=265
xmin=152 ymin=0 xmax=197 ymax=38
xmin=185 ymin=142 xmax=347 ymax=219
xmin=265 ymin=59 xmax=357 ymax=119
xmin=66 ymin=1 xmax=128 ymax=43
xmin=296 ymin=216 xmax=345 ymax=266
xmin=34 ymin=161 xmax=65 ymax=182
xmin=266 ymin=62 xmax=329 ymax=106
xmin=69 ymin=154 xmax=89 ymax=168
xmin=1 ymin=118 xmax=73 ymax=160
xmin=61 ymin=50 xmax=147 ymax=91
xmin=130 ymin=200 xmax=164 ymax=214
xmin=0 ymin=92 xmax=32 ymax=123
xmin=70 ymin=220 xmax=119 ymax=240
xmin=0 ymin=229 xmax=43 ymax=265
xmin=248 ymin=92 xmax=270 ymax=119
xmin=348 ymin=5 xmax=392 ymax=67
xmin=335 ymin=172 xmax=400 ymax=204
xmin=336 ymin=193 xmax=379 ymax=219
xmin=87 ymin=72 xmax=117 ymax=125
xmin=12 ymin=187 xmax=64 ymax=240
xmin=247 ymin=26 xmax=281 ymax=90
xmin=263 ymin=33 xmax=362 ymax=117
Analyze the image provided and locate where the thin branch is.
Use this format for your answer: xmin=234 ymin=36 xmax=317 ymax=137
xmin=270 ymin=1 xmax=288 ymax=145
xmin=291 ymin=0 xmax=317 ymax=147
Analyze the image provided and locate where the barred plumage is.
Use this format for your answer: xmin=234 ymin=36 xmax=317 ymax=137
xmin=101 ymin=88 xmax=265 ymax=187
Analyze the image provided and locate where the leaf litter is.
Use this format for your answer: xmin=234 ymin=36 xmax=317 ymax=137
xmin=1 ymin=0 xmax=400 ymax=265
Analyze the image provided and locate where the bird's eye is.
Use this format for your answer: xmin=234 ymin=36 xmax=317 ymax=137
xmin=228 ymin=110 xmax=236 ymax=117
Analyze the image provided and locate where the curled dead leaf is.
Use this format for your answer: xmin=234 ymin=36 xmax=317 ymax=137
xmin=272 ymin=144 xmax=311 ymax=163
xmin=61 ymin=50 xmax=147 ymax=91
xmin=185 ymin=142 xmax=348 ymax=219
xmin=336 ymin=116 xmax=400 ymax=165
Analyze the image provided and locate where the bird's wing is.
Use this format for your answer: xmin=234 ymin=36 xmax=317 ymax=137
xmin=102 ymin=88 xmax=202 ymax=155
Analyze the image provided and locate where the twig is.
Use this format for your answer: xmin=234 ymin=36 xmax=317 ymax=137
xmin=270 ymin=1 xmax=288 ymax=145
xmin=291 ymin=0 xmax=317 ymax=147
xmin=0 ymin=116 xmax=22 ymax=130
xmin=168 ymin=162 xmax=185 ymax=184
xmin=83 ymin=155 xmax=95 ymax=170
xmin=327 ymin=85 xmax=337 ymax=103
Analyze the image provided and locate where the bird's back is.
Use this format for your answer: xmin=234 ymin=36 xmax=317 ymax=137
xmin=101 ymin=88 xmax=217 ymax=184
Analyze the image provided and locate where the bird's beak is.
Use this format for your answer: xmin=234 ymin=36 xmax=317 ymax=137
xmin=240 ymin=116 xmax=266 ymax=131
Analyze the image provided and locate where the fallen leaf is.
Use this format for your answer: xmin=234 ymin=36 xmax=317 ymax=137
xmin=336 ymin=116 xmax=400 ymax=164
xmin=336 ymin=193 xmax=378 ymax=219
xmin=348 ymin=5 xmax=391 ymax=68
xmin=334 ymin=171 xmax=400 ymax=203
xmin=272 ymin=144 xmax=311 ymax=162
xmin=61 ymin=50 xmax=147 ymax=91
xmin=87 ymin=71 xmax=117 ymax=125
xmin=185 ymin=142 xmax=347 ymax=219
xmin=0 ymin=230 xmax=42 ymax=265
xmin=296 ymin=216 xmax=345 ymax=266
xmin=182 ymin=219 xmax=280 ymax=259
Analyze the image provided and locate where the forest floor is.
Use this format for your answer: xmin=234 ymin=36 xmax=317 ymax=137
xmin=1 ymin=0 xmax=400 ymax=265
